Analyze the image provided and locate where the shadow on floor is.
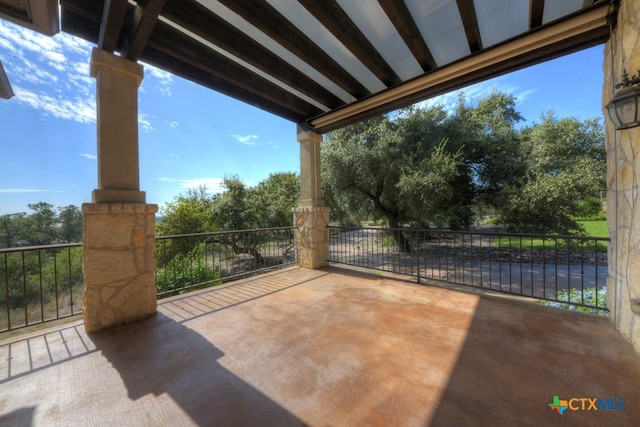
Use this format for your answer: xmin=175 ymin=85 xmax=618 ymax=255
xmin=89 ymin=313 xmax=305 ymax=426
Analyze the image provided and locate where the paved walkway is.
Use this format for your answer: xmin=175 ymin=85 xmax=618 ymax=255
xmin=0 ymin=266 xmax=638 ymax=426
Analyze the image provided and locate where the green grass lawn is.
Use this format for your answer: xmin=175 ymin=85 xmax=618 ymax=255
xmin=577 ymin=220 xmax=608 ymax=237
xmin=492 ymin=220 xmax=608 ymax=251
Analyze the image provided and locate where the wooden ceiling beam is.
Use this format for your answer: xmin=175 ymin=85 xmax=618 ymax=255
xmin=98 ymin=0 xmax=128 ymax=52
xmin=146 ymin=22 xmax=322 ymax=121
xmin=377 ymin=0 xmax=437 ymax=72
xmin=530 ymin=0 xmax=545 ymax=29
xmin=122 ymin=0 xmax=166 ymax=61
xmin=162 ymin=0 xmax=343 ymax=110
xmin=456 ymin=0 xmax=483 ymax=53
xmin=0 ymin=60 xmax=14 ymax=99
xmin=142 ymin=47 xmax=311 ymax=124
xmin=311 ymin=5 xmax=610 ymax=133
xmin=297 ymin=0 xmax=402 ymax=87
xmin=216 ymin=0 xmax=370 ymax=99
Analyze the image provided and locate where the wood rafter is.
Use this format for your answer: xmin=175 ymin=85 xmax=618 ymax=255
xmin=52 ymin=0 xmax=610 ymax=131
xmin=216 ymin=0 xmax=370 ymax=99
xmin=530 ymin=0 xmax=545 ymax=29
xmin=297 ymin=0 xmax=402 ymax=87
xmin=145 ymin=21 xmax=322 ymax=121
xmin=377 ymin=0 xmax=437 ymax=72
xmin=162 ymin=0 xmax=344 ymax=110
xmin=98 ymin=0 xmax=128 ymax=52
xmin=456 ymin=0 xmax=483 ymax=53
xmin=122 ymin=0 xmax=166 ymax=60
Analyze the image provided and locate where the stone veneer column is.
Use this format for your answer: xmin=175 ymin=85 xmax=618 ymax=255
xmin=83 ymin=48 xmax=157 ymax=332
xmin=294 ymin=126 xmax=330 ymax=269
xmin=603 ymin=0 xmax=640 ymax=354
xmin=82 ymin=203 xmax=158 ymax=332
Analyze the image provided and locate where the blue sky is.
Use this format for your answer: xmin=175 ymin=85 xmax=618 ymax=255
xmin=0 ymin=18 xmax=605 ymax=216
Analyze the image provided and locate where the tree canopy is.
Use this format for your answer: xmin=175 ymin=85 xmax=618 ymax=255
xmin=322 ymin=91 xmax=606 ymax=239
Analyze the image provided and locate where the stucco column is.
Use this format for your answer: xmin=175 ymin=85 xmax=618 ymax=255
xmin=90 ymin=48 xmax=145 ymax=203
xmin=603 ymin=0 xmax=640 ymax=354
xmin=83 ymin=49 xmax=157 ymax=332
xmin=294 ymin=125 xmax=330 ymax=268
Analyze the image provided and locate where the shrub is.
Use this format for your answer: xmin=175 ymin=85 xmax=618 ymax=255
xmin=542 ymin=287 xmax=607 ymax=317
xmin=156 ymin=243 xmax=221 ymax=294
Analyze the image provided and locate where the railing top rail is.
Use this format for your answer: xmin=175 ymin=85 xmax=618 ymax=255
xmin=327 ymin=225 xmax=610 ymax=242
xmin=156 ymin=226 xmax=295 ymax=240
xmin=0 ymin=242 xmax=82 ymax=254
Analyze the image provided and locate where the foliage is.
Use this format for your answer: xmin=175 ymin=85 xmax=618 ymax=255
xmin=156 ymin=243 xmax=221 ymax=294
xmin=500 ymin=113 xmax=606 ymax=234
xmin=322 ymin=109 xmax=465 ymax=250
xmin=251 ymin=172 xmax=300 ymax=228
xmin=0 ymin=203 xmax=85 ymax=248
xmin=542 ymin=287 xmax=608 ymax=317
xmin=25 ymin=202 xmax=59 ymax=245
xmin=322 ymin=94 xmax=606 ymax=242
xmin=575 ymin=198 xmax=604 ymax=219
xmin=58 ymin=205 xmax=83 ymax=243
xmin=0 ymin=246 xmax=83 ymax=312
xmin=157 ymin=186 xmax=213 ymax=237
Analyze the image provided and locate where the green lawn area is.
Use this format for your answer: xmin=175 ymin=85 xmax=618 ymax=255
xmin=577 ymin=220 xmax=608 ymax=237
xmin=492 ymin=220 xmax=608 ymax=251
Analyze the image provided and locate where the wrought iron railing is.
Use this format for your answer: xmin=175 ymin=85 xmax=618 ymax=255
xmin=0 ymin=227 xmax=296 ymax=332
xmin=155 ymin=227 xmax=296 ymax=297
xmin=0 ymin=243 xmax=83 ymax=332
xmin=328 ymin=226 xmax=609 ymax=315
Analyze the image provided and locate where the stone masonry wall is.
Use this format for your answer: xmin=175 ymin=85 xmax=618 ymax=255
xmin=603 ymin=0 xmax=640 ymax=353
xmin=293 ymin=206 xmax=330 ymax=269
xmin=82 ymin=203 xmax=158 ymax=332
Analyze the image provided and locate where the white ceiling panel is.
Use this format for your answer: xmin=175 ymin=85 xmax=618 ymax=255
xmin=404 ymin=0 xmax=471 ymax=67
xmin=335 ymin=0 xmax=423 ymax=81
xmin=474 ymin=0 xmax=529 ymax=48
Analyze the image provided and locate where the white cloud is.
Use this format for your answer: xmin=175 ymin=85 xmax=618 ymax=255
xmin=0 ymin=189 xmax=58 ymax=194
xmin=144 ymin=64 xmax=173 ymax=96
xmin=139 ymin=113 xmax=153 ymax=132
xmin=229 ymin=134 xmax=259 ymax=146
xmin=13 ymin=86 xmax=96 ymax=123
xmin=415 ymin=78 xmax=538 ymax=114
xmin=0 ymin=20 xmax=173 ymax=130
xmin=80 ymin=153 xmax=97 ymax=160
xmin=169 ymin=121 xmax=179 ymax=128
xmin=157 ymin=177 xmax=227 ymax=195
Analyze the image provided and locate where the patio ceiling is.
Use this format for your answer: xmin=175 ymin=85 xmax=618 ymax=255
xmin=1 ymin=0 xmax=613 ymax=132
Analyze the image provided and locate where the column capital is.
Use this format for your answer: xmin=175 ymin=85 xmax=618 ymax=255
xmin=296 ymin=124 xmax=323 ymax=144
xmin=90 ymin=48 xmax=143 ymax=86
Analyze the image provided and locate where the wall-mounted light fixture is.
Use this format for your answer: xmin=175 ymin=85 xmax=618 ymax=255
xmin=606 ymin=69 xmax=640 ymax=130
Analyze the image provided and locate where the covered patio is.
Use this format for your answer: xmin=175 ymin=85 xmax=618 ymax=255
xmin=1 ymin=266 xmax=639 ymax=426
xmin=1 ymin=0 xmax=640 ymax=424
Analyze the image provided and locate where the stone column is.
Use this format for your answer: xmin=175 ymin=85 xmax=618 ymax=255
xmin=294 ymin=126 xmax=330 ymax=269
xmin=603 ymin=0 xmax=640 ymax=354
xmin=83 ymin=48 xmax=157 ymax=332
xmin=82 ymin=203 xmax=157 ymax=332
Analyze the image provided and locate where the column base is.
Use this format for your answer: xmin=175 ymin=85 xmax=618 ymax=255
xmin=93 ymin=189 xmax=146 ymax=203
xmin=82 ymin=203 xmax=158 ymax=332
xmin=293 ymin=206 xmax=330 ymax=269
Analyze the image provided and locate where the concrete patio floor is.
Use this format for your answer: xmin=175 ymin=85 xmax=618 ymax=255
xmin=0 ymin=266 xmax=638 ymax=426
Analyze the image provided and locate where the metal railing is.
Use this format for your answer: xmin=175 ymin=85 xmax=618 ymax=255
xmin=155 ymin=227 xmax=296 ymax=297
xmin=0 ymin=243 xmax=83 ymax=332
xmin=328 ymin=226 xmax=609 ymax=315
xmin=0 ymin=227 xmax=296 ymax=332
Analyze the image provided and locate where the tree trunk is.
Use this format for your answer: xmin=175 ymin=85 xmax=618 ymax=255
xmin=230 ymin=238 xmax=265 ymax=265
xmin=388 ymin=216 xmax=411 ymax=253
